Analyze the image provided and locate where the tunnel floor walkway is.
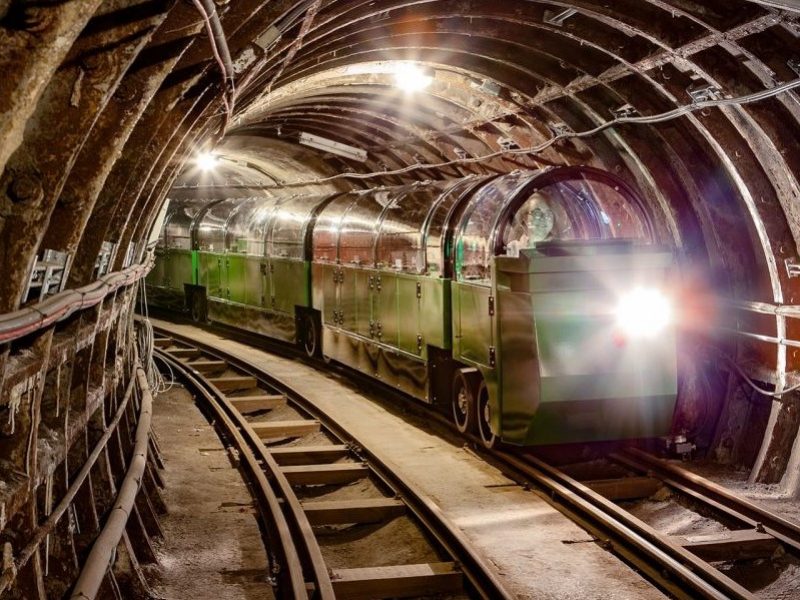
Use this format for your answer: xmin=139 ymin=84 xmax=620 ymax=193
xmin=145 ymin=384 xmax=274 ymax=600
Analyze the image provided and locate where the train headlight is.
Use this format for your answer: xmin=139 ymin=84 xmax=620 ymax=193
xmin=615 ymin=288 xmax=672 ymax=339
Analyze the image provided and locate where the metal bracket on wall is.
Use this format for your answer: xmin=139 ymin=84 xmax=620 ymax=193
xmin=24 ymin=249 xmax=71 ymax=303
xmin=786 ymin=257 xmax=800 ymax=278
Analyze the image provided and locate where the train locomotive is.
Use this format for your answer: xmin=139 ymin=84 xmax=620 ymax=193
xmin=147 ymin=166 xmax=678 ymax=447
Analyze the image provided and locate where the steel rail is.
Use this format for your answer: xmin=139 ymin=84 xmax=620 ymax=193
xmin=151 ymin=324 xmax=514 ymax=600
xmin=617 ymin=448 xmax=800 ymax=554
xmin=0 ymin=256 xmax=154 ymax=344
xmin=69 ymin=366 xmax=153 ymax=600
xmin=496 ymin=450 xmax=754 ymax=600
xmin=155 ymin=350 xmax=328 ymax=600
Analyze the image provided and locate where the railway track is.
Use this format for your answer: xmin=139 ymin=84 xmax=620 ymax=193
xmin=152 ymin=330 xmax=511 ymax=600
xmin=150 ymin=320 xmax=800 ymax=600
xmin=494 ymin=448 xmax=799 ymax=600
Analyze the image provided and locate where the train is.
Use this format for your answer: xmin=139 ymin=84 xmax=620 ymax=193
xmin=146 ymin=166 xmax=678 ymax=447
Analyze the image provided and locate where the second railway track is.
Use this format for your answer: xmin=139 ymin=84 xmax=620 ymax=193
xmin=152 ymin=330 xmax=511 ymax=600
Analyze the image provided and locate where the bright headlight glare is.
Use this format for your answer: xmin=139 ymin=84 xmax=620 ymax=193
xmin=615 ymin=287 xmax=672 ymax=338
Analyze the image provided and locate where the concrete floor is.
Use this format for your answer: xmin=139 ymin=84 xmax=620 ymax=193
xmin=146 ymin=384 xmax=274 ymax=600
xmin=152 ymin=319 xmax=665 ymax=600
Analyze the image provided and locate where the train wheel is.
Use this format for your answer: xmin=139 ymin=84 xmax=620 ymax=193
xmin=303 ymin=313 xmax=318 ymax=357
xmin=452 ymin=369 xmax=479 ymax=434
xmin=190 ymin=292 xmax=205 ymax=323
xmin=476 ymin=381 xmax=497 ymax=448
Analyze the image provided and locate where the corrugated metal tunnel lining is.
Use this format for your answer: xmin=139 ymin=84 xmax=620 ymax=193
xmin=1 ymin=0 xmax=800 ymax=596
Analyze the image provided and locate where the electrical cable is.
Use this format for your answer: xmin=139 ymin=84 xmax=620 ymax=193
xmin=191 ymin=0 xmax=235 ymax=134
xmin=252 ymin=76 xmax=800 ymax=189
xmin=723 ymin=354 xmax=800 ymax=398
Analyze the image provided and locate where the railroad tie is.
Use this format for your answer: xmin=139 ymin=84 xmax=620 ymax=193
xmin=153 ymin=337 xmax=173 ymax=349
xmin=269 ymin=445 xmax=350 ymax=466
xmin=208 ymin=375 xmax=258 ymax=392
xmin=227 ymin=394 xmax=285 ymax=413
xmin=584 ymin=476 xmax=662 ymax=501
xmin=301 ymin=498 xmax=406 ymax=525
xmin=250 ymin=420 xmax=320 ymax=440
xmin=166 ymin=347 xmax=202 ymax=360
xmin=671 ymin=529 xmax=781 ymax=561
xmin=330 ymin=562 xmax=463 ymax=599
xmin=280 ymin=463 xmax=368 ymax=485
xmin=189 ymin=360 xmax=227 ymax=375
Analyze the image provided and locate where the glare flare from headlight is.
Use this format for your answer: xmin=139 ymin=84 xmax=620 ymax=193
xmin=616 ymin=287 xmax=672 ymax=338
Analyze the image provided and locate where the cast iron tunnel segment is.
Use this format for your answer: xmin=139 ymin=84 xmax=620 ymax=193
xmin=154 ymin=331 xmax=512 ymax=600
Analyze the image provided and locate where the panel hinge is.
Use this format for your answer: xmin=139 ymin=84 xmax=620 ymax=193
xmin=416 ymin=282 xmax=422 ymax=299
xmin=489 ymin=346 xmax=496 ymax=367
xmin=488 ymin=295 xmax=495 ymax=316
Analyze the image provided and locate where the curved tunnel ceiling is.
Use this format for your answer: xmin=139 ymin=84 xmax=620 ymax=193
xmin=2 ymin=0 xmax=800 ymax=490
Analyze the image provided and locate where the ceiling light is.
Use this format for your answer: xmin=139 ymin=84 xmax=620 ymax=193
xmin=195 ymin=151 xmax=218 ymax=171
xmin=299 ymin=132 xmax=367 ymax=162
xmin=392 ymin=62 xmax=433 ymax=92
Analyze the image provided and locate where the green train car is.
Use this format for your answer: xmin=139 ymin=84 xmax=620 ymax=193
xmin=147 ymin=167 xmax=677 ymax=447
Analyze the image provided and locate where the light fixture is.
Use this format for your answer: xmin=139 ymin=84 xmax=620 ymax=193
xmin=195 ymin=150 xmax=218 ymax=171
xmin=391 ymin=62 xmax=433 ymax=93
xmin=615 ymin=287 xmax=673 ymax=339
xmin=299 ymin=132 xmax=367 ymax=162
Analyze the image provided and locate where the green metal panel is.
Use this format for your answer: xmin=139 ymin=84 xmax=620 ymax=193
xmin=311 ymin=263 xmax=338 ymax=325
xmin=396 ymin=274 xmax=421 ymax=356
xmin=198 ymin=252 xmax=224 ymax=299
xmin=242 ymin=256 xmax=263 ymax=308
xmin=226 ymin=255 xmax=247 ymax=304
xmin=191 ymin=250 xmax=199 ymax=285
xmin=374 ymin=272 xmax=399 ymax=348
xmin=354 ymin=269 xmax=373 ymax=337
xmin=338 ymin=266 xmax=357 ymax=330
xmin=271 ymin=259 xmax=309 ymax=313
xmin=418 ymin=277 xmax=451 ymax=350
xmin=163 ymin=249 xmax=193 ymax=292
xmin=452 ymin=281 xmax=493 ymax=367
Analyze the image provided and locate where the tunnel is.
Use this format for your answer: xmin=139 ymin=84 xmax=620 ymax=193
xmin=1 ymin=1 xmax=800 ymax=598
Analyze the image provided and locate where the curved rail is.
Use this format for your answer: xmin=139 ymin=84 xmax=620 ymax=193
xmin=152 ymin=325 xmax=513 ymax=600
xmin=70 ymin=366 xmax=153 ymax=600
xmin=156 ymin=350 xmax=329 ymax=600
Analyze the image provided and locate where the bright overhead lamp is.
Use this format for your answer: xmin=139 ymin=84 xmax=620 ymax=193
xmin=392 ymin=62 xmax=433 ymax=92
xmin=195 ymin=150 xmax=218 ymax=171
xmin=299 ymin=132 xmax=367 ymax=162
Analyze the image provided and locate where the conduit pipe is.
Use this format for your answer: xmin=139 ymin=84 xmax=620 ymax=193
xmin=69 ymin=366 xmax=153 ymax=600
xmin=0 ymin=256 xmax=153 ymax=345
xmin=191 ymin=0 xmax=235 ymax=132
